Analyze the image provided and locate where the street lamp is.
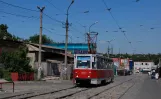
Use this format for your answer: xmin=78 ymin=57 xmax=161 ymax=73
xmin=64 ymin=0 xmax=74 ymax=79
xmin=89 ymin=21 xmax=98 ymax=33
xmin=106 ymin=39 xmax=115 ymax=44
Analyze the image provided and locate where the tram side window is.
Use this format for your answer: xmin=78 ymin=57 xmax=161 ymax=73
xmin=97 ymin=57 xmax=105 ymax=69
xmin=107 ymin=62 xmax=111 ymax=69
xmin=107 ymin=61 xmax=113 ymax=69
xmin=92 ymin=57 xmax=97 ymax=69
xmin=97 ymin=58 xmax=101 ymax=69
xmin=104 ymin=59 xmax=108 ymax=69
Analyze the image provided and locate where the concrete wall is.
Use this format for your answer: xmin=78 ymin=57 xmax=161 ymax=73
xmin=27 ymin=52 xmax=36 ymax=68
xmin=35 ymin=62 xmax=48 ymax=76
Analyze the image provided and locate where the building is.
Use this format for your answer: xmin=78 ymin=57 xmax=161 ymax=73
xmin=134 ymin=61 xmax=155 ymax=73
xmin=44 ymin=43 xmax=96 ymax=54
xmin=27 ymin=43 xmax=73 ymax=77
xmin=0 ymin=39 xmax=73 ymax=77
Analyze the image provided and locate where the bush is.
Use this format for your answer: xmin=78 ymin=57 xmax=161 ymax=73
xmin=0 ymin=68 xmax=4 ymax=78
xmin=0 ymin=45 xmax=33 ymax=73
xmin=0 ymin=68 xmax=12 ymax=81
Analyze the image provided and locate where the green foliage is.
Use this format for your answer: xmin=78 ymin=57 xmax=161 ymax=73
xmin=28 ymin=34 xmax=54 ymax=44
xmin=0 ymin=24 xmax=21 ymax=41
xmin=0 ymin=24 xmax=12 ymax=40
xmin=0 ymin=68 xmax=12 ymax=81
xmin=0 ymin=46 xmax=33 ymax=73
xmin=0 ymin=68 xmax=3 ymax=78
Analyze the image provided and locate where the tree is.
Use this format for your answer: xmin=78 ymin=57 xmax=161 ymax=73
xmin=0 ymin=24 xmax=20 ymax=41
xmin=0 ymin=24 xmax=12 ymax=40
xmin=0 ymin=45 xmax=33 ymax=73
xmin=28 ymin=34 xmax=54 ymax=44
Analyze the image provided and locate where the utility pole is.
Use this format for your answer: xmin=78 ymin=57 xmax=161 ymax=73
xmin=64 ymin=0 xmax=74 ymax=80
xmin=37 ymin=6 xmax=45 ymax=80
xmin=107 ymin=45 xmax=110 ymax=58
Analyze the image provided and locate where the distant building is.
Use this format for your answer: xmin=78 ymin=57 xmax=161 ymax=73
xmin=44 ymin=43 xmax=96 ymax=54
xmin=134 ymin=61 xmax=155 ymax=73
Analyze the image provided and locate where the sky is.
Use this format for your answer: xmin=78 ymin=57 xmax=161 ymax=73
xmin=0 ymin=0 xmax=161 ymax=54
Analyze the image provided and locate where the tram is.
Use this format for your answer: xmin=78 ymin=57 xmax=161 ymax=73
xmin=73 ymin=54 xmax=114 ymax=85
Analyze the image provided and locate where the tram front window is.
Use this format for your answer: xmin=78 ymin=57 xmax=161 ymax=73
xmin=77 ymin=56 xmax=90 ymax=68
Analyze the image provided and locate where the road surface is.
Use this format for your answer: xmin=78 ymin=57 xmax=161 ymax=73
xmin=121 ymin=74 xmax=161 ymax=99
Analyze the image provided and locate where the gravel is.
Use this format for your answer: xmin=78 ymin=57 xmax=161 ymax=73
xmin=0 ymin=75 xmax=139 ymax=99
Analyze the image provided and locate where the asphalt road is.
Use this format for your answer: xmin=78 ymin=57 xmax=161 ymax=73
xmin=121 ymin=74 xmax=161 ymax=99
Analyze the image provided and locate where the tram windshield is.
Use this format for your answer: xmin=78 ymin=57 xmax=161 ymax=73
xmin=77 ymin=56 xmax=90 ymax=68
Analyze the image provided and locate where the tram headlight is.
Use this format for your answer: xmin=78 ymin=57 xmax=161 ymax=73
xmin=76 ymin=75 xmax=78 ymax=78
xmin=89 ymin=72 xmax=91 ymax=74
xmin=88 ymin=76 xmax=90 ymax=78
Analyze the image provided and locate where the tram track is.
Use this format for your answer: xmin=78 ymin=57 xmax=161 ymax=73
xmin=60 ymin=78 xmax=134 ymax=99
xmin=0 ymin=86 xmax=76 ymax=99
xmin=0 ymin=77 xmax=135 ymax=99
xmin=117 ymin=81 xmax=136 ymax=99
xmin=88 ymin=78 xmax=133 ymax=99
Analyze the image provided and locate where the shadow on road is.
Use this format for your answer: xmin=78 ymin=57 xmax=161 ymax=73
xmin=76 ymin=81 xmax=114 ymax=88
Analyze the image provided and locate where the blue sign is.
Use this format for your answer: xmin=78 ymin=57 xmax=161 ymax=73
xmin=77 ymin=56 xmax=90 ymax=61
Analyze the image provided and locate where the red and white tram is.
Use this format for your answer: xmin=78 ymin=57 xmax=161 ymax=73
xmin=73 ymin=54 xmax=114 ymax=85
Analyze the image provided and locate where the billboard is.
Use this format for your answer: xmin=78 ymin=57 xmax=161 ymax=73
xmin=112 ymin=58 xmax=120 ymax=67
xmin=120 ymin=58 xmax=129 ymax=70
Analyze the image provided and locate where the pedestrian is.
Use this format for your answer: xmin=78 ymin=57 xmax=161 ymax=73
xmin=155 ymin=68 xmax=159 ymax=80
xmin=155 ymin=73 xmax=159 ymax=80
xmin=148 ymin=71 xmax=151 ymax=76
xmin=151 ymin=69 xmax=155 ymax=79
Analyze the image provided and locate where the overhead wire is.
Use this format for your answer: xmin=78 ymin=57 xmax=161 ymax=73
xmin=42 ymin=0 xmax=63 ymax=13
xmin=0 ymin=0 xmax=85 ymax=42
xmin=101 ymin=0 xmax=134 ymax=49
xmin=0 ymin=0 xmax=38 ymax=12
xmin=43 ymin=27 xmax=78 ymax=42
xmin=0 ymin=10 xmax=38 ymax=19
xmin=43 ymin=27 xmax=65 ymax=36
xmin=43 ymin=13 xmax=64 ymax=24
xmin=0 ymin=0 xmax=63 ymax=24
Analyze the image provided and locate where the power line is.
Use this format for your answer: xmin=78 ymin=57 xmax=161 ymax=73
xmin=43 ymin=27 xmax=79 ymax=42
xmin=0 ymin=0 xmax=64 ymax=24
xmin=0 ymin=0 xmax=38 ymax=12
xmin=101 ymin=0 xmax=133 ymax=48
xmin=0 ymin=0 xmax=84 ymax=42
xmin=43 ymin=13 xmax=64 ymax=24
xmin=43 ymin=27 xmax=65 ymax=36
xmin=43 ymin=0 xmax=63 ymax=12
xmin=0 ymin=10 xmax=38 ymax=19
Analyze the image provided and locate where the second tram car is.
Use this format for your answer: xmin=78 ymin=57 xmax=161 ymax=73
xmin=73 ymin=54 xmax=114 ymax=85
